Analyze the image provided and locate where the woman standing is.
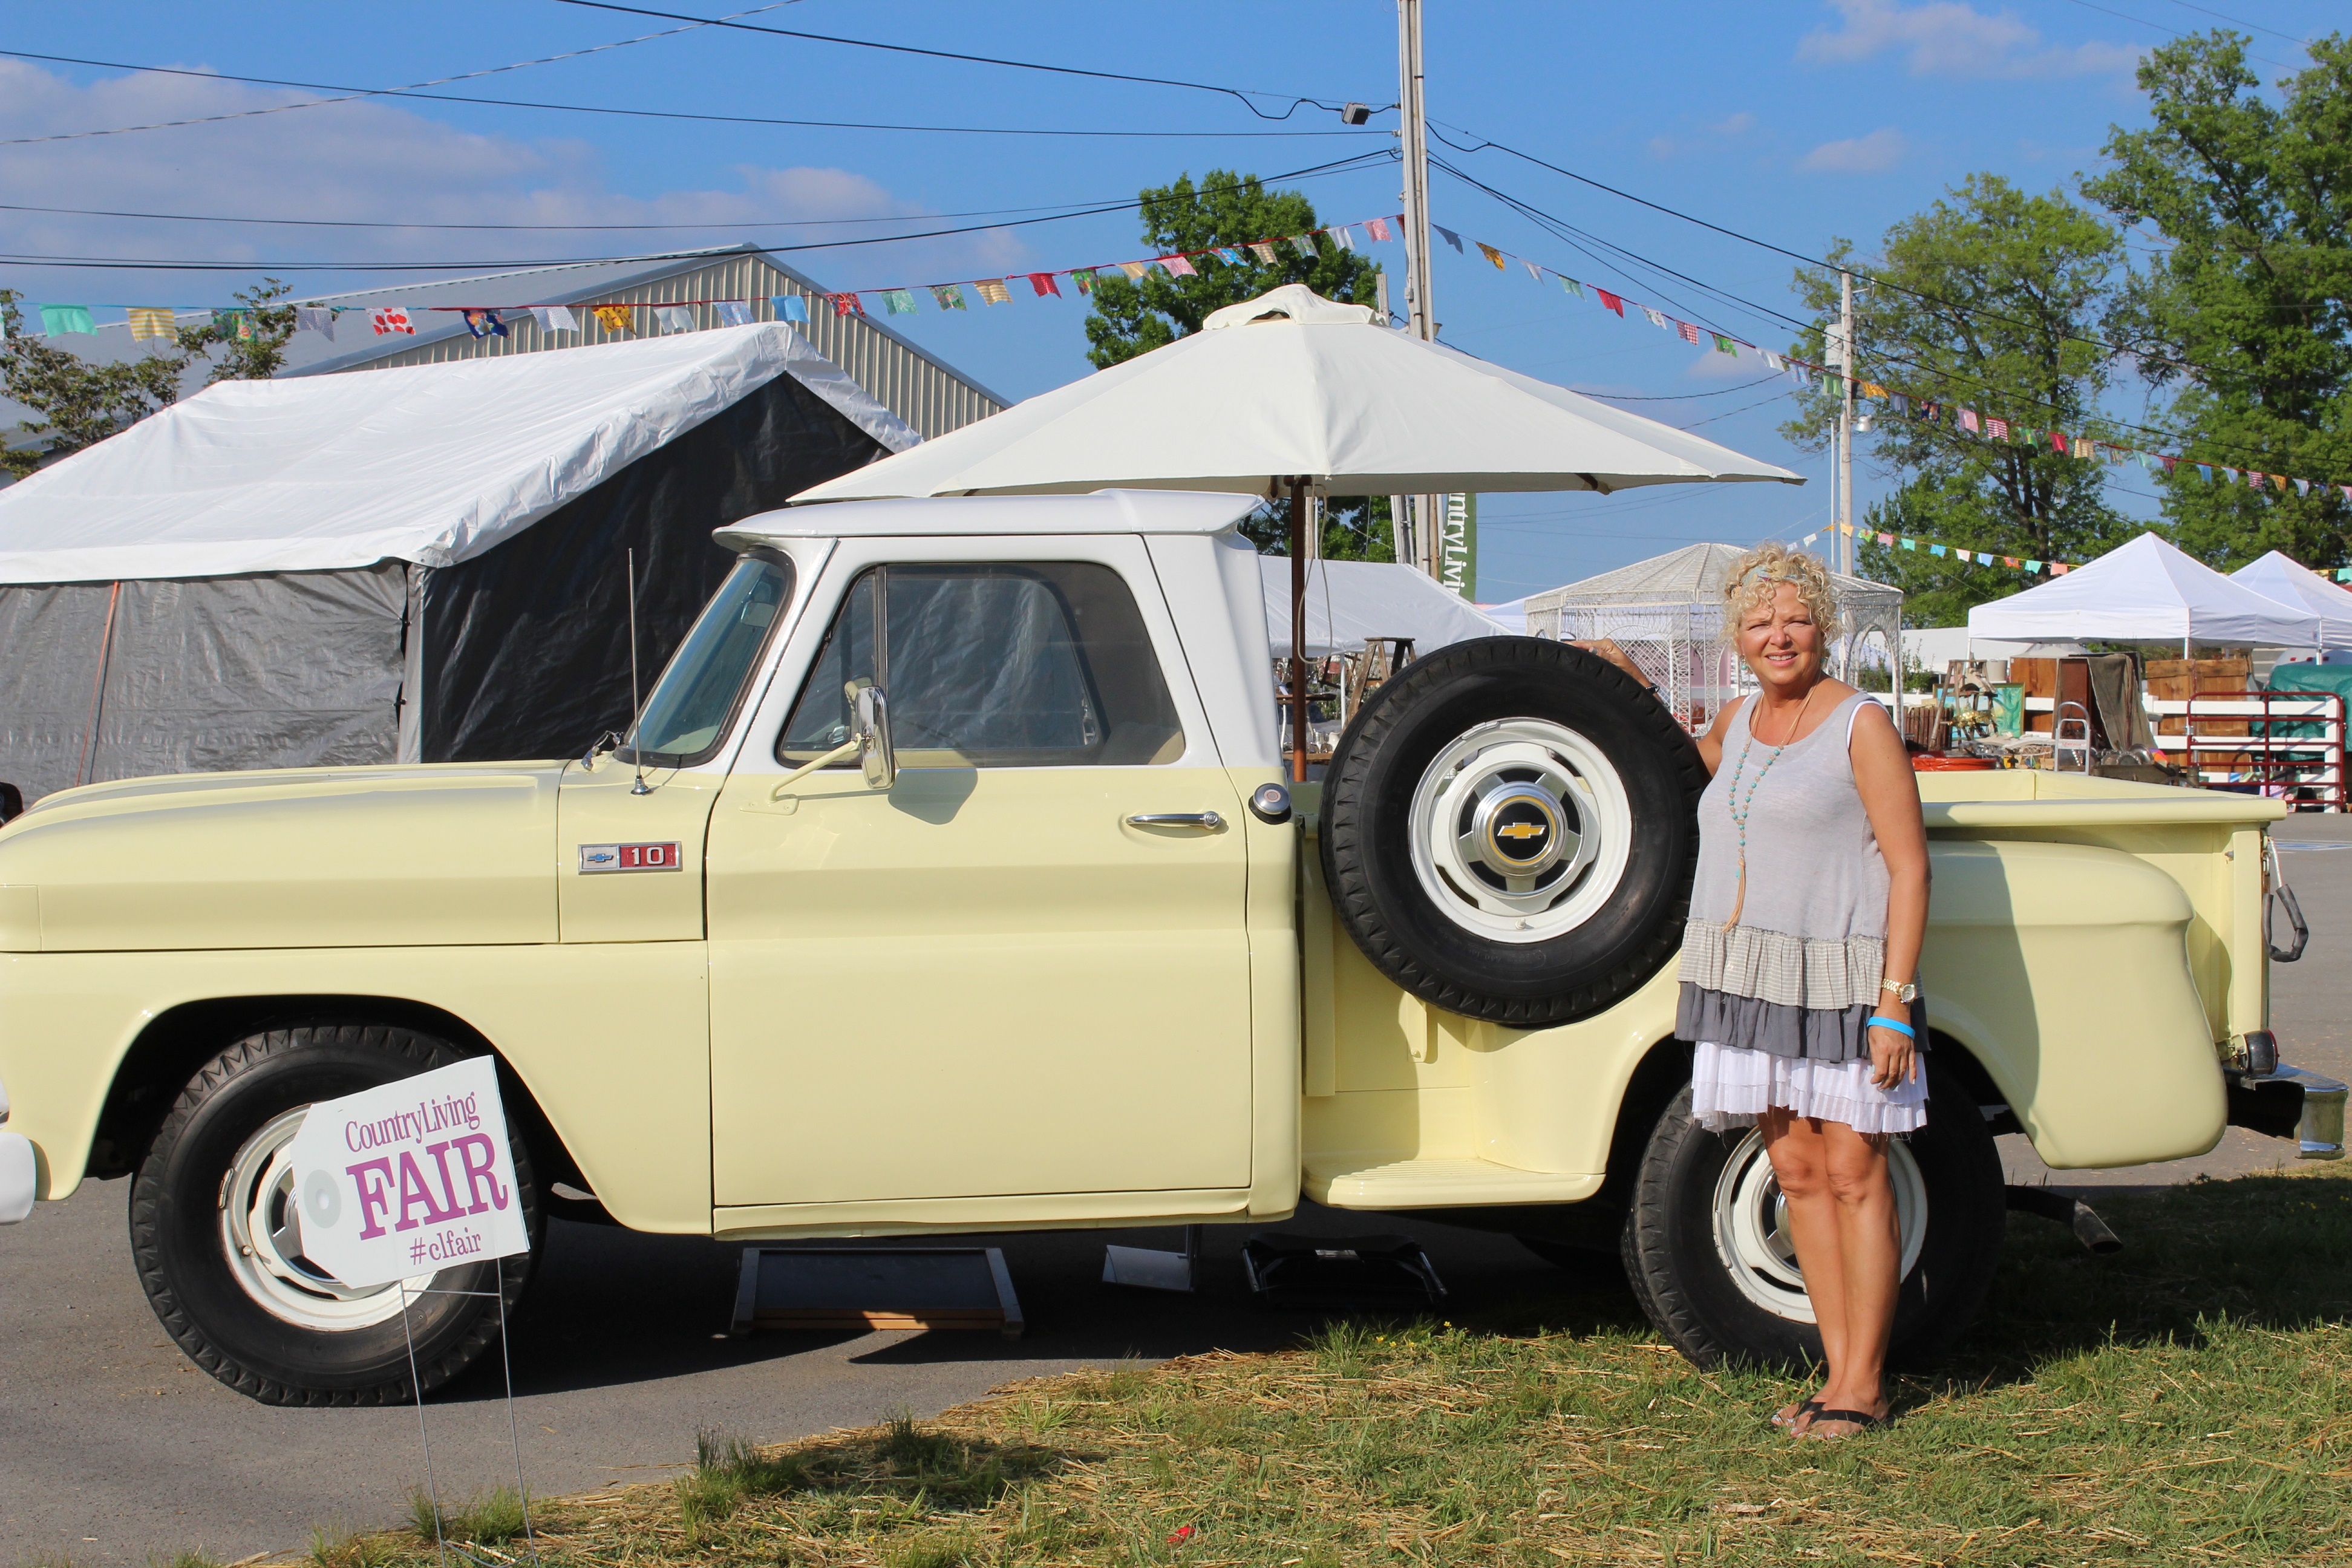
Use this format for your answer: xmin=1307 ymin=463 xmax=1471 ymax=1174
xmin=1584 ymin=543 xmax=1930 ymax=1439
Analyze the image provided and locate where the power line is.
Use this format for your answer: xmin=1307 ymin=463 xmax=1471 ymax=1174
xmin=0 ymin=48 xmax=1374 ymax=143
xmin=2053 ymin=0 xmax=2305 ymax=70
xmin=550 ymin=0 xmax=1388 ymax=121
xmin=0 ymin=5 xmax=809 ymax=146
xmin=1576 ymin=374 xmax=1786 ymax=401
xmin=2156 ymin=0 xmax=2313 ymax=46
xmin=0 ymin=152 xmax=1396 ymax=273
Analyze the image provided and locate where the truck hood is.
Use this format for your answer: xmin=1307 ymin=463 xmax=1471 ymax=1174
xmin=0 ymin=763 xmax=563 ymax=951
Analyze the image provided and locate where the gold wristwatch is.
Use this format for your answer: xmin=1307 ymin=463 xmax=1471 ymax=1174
xmin=1881 ymin=977 xmax=1918 ymax=1004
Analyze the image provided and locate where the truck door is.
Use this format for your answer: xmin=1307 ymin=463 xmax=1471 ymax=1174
xmin=704 ymin=541 xmax=1255 ymax=1210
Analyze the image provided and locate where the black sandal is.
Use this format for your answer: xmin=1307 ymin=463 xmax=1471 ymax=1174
xmin=1770 ymin=1399 xmax=1823 ymax=1431
xmin=1800 ymin=1408 xmax=1889 ymax=1439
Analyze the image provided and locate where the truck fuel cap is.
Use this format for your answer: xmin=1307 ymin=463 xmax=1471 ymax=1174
xmin=1249 ymin=782 xmax=1293 ymax=824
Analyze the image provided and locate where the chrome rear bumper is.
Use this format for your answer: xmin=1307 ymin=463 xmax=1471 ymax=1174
xmin=2227 ymin=1062 xmax=2349 ymax=1161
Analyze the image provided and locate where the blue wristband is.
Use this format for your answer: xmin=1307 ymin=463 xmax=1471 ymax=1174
xmin=1867 ymin=1016 xmax=1916 ymax=1039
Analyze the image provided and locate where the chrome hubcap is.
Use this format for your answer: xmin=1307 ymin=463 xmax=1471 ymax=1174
xmin=1408 ymin=717 xmax=1632 ymax=944
xmin=220 ymin=1107 xmax=431 ymax=1331
xmin=1709 ymin=1129 xmax=1929 ymax=1324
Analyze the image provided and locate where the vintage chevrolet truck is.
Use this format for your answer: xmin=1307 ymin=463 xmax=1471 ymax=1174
xmin=0 ymin=489 xmax=2341 ymax=1406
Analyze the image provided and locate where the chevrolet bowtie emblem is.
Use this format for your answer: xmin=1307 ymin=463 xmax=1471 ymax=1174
xmin=1498 ymin=822 xmax=1547 ymax=840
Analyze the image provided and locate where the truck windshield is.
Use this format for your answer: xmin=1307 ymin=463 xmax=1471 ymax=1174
xmin=623 ymin=556 xmax=794 ymax=767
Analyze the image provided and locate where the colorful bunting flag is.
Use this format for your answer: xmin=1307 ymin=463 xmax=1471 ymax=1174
xmin=655 ymin=305 xmax=696 ymax=333
xmin=882 ymin=289 xmax=918 ymax=316
xmin=1558 ymin=275 xmax=1583 ymax=299
xmin=1676 ymin=320 xmax=1701 ymax=346
xmin=930 ymin=284 xmax=967 ymax=311
xmin=1158 ymin=256 xmax=1196 ymax=278
xmin=1292 ymin=234 xmax=1319 ymax=259
xmin=1642 ymin=307 xmax=1668 ymax=330
xmin=126 ymin=306 xmax=177 ymax=340
xmin=1027 ymin=272 xmax=1063 ymax=297
xmin=831 ymin=293 xmax=864 ymax=317
xmin=373 ymin=306 xmax=416 ymax=336
xmin=38 ymin=304 xmax=93 ymax=336
xmin=1475 ymin=241 xmax=1506 ymax=270
xmin=975 ymin=279 xmax=1011 ymax=305
xmin=2197 ymin=463 xmax=2213 ymax=482
xmin=1711 ymin=333 xmax=1737 ymax=354
xmin=713 ymin=301 xmax=751 ymax=327
xmin=1330 ymin=226 xmax=1356 ymax=250
xmin=2049 ymin=430 xmax=2068 ymax=454
xmin=774 ymin=296 xmax=808 ymax=323
xmin=1986 ymin=417 xmax=2008 ymax=440
xmin=1244 ymin=244 xmax=1276 ymax=267
xmin=1122 ymin=260 xmax=1154 ymax=279
xmin=1961 ymin=409 xmax=1980 ymax=433
xmin=290 ymin=305 xmax=333 ymax=341
xmin=1523 ymin=258 xmax=1543 ymax=282
xmin=1068 ymin=269 xmax=1096 ymax=295
xmin=1596 ymin=289 xmax=1625 ymax=317
xmin=461 ymin=309 xmax=508 ymax=339
xmin=1215 ymin=247 xmax=1244 ymax=266
xmin=1367 ymin=215 xmax=1394 ymax=243
xmin=1930 ymin=544 xmax=1947 ymax=557
xmin=532 ymin=304 xmax=581 ymax=333
xmin=591 ymin=304 xmax=635 ymax=333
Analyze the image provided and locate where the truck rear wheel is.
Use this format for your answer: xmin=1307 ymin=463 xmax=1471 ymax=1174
xmin=129 ymin=1024 xmax=541 ymax=1406
xmin=1618 ymin=1054 xmax=2004 ymax=1370
xmin=1319 ymin=637 xmax=1704 ymax=1025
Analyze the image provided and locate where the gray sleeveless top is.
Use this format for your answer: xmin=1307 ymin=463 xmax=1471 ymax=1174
xmin=1675 ymin=690 xmax=1889 ymax=1062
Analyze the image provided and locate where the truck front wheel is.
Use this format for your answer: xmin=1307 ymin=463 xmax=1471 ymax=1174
xmin=1619 ymin=1054 xmax=2004 ymax=1370
xmin=129 ymin=1024 xmax=541 ymax=1406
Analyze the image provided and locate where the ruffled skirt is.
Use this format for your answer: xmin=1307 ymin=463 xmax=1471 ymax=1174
xmin=1690 ymin=1039 xmax=1928 ymax=1135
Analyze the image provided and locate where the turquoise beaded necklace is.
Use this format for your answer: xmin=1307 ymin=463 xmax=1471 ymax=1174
xmin=1722 ymin=681 xmax=1821 ymax=908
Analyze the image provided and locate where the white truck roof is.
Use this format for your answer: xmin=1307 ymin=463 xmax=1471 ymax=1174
xmin=719 ymin=489 xmax=1258 ymax=544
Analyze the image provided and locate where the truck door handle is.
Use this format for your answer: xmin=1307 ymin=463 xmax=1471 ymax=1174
xmin=1126 ymin=812 xmax=1224 ymax=831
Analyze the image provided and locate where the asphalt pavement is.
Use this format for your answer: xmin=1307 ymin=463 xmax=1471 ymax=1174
xmin=7 ymin=814 xmax=2350 ymax=1567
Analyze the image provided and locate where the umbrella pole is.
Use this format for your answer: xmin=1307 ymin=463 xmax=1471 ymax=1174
xmin=1292 ymin=477 xmax=1311 ymax=783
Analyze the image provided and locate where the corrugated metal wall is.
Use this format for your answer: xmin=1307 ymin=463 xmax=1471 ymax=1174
xmin=349 ymin=253 xmax=1003 ymax=440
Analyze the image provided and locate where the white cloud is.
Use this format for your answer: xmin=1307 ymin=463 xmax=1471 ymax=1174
xmin=1798 ymin=0 xmax=2141 ymax=78
xmin=1710 ymin=112 xmax=1759 ymax=136
xmin=1799 ymin=127 xmax=1910 ymax=173
xmin=1687 ymin=347 xmax=1756 ymax=381
xmin=0 ymin=60 xmax=1022 ymax=307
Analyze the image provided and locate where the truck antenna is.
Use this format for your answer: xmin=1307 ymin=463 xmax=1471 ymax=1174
xmin=627 ymin=546 xmax=650 ymax=795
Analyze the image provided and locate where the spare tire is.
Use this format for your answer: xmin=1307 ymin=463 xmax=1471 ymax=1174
xmin=1319 ymin=637 xmax=1704 ymax=1027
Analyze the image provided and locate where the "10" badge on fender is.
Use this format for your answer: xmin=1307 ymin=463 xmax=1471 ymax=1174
xmin=577 ymin=841 xmax=683 ymax=873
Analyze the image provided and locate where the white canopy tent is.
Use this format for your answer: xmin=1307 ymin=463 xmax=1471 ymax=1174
xmin=1967 ymin=532 xmax=2321 ymax=652
xmin=2230 ymin=550 xmax=2352 ymax=650
xmin=1261 ymin=557 xmax=1511 ymax=659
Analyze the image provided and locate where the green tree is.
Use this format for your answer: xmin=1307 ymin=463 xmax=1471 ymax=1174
xmin=1085 ymin=170 xmax=1389 ymax=558
xmin=1 ymin=278 xmax=300 ymax=478
xmin=1782 ymin=176 xmax=2135 ymax=627
xmin=1082 ymin=169 xmax=1383 ymax=370
xmin=2083 ymin=30 xmax=2352 ymax=569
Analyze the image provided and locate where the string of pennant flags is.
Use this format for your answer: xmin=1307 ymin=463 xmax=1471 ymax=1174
xmin=11 ymin=210 xmax=2348 ymax=513
xmin=2 ymin=212 xmax=1406 ymax=347
xmin=1803 ymin=520 xmax=2079 ymax=578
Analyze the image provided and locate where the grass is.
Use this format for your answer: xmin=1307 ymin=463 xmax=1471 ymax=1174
xmin=289 ymin=1162 xmax=2352 ymax=1566
xmin=404 ymin=1486 xmax=532 ymax=1550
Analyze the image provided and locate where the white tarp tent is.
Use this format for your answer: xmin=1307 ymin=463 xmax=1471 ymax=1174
xmin=0 ymin=324 xmax=916 ymax=800
xmin=0 ymin=323 xmax=912 ymax=583
xmin=2230 ymin=550 xmax=2352 ymax=649
xmin=1259 ymin=557 xmax=1509 ymax=659
xmin=1967 ymin=532 xmax=2321 ymax=649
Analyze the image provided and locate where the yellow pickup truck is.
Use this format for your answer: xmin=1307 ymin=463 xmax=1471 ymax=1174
xmin=0 ymin=491 xmax=2337 ymax=1405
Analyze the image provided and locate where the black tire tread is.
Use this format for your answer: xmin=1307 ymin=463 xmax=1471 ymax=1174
xmin=129 ymin=1023 xmax=528 ymax=1408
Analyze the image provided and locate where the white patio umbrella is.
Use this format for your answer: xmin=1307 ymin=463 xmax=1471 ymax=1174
xmin=1967 ymin=532 xmax=2321 ymax=653
xmin=2231 ymin=549 xmax=2352 ymax=650
xmin=792 ymin=284 xmax=1803 ymax=776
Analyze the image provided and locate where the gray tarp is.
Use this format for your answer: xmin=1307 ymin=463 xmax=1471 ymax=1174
xmin=0 ymin=564 xmax=403 ymax=801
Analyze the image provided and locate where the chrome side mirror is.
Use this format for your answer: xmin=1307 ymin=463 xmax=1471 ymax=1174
xmin=854 ymin=683 xmax=896 ymax=790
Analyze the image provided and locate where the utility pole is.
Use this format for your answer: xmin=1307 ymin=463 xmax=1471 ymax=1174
xmin=1837 ymin=270 xmax=1856 ymax=576
xmin=1394 ymin=0 xmax=1443 ymax=580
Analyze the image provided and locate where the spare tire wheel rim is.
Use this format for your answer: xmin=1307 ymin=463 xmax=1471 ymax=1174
xmin=1708 ymin=1128 xmax=1929 ymax=1324
xmin=218 ymin=1106 xmax=433 ymax=1331
xmin=1408 ymin=717 xmax=1633 ymax=944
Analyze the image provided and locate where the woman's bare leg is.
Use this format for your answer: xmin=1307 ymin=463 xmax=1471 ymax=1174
xmin=1811 ymin=1123 xmax=1900 ymax=1433
xmin=1761 ymin=1109 xmax=1844 ymax=1420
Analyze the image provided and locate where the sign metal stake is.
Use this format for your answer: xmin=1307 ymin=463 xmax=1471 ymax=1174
xmin=394 ymin=1265 xmax=540 ymax=1568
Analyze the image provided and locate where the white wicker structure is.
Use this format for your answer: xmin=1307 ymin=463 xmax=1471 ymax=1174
xmin=1521 ymin=543 xmax=1904 ymax=732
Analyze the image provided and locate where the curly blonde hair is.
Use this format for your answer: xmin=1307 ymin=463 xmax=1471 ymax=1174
xmin=1723 ymin=540 xmax=1842 ymax=641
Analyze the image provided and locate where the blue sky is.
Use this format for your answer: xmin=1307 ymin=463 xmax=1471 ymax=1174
xmin=1 ymin=0 xmax=2338 ymax=598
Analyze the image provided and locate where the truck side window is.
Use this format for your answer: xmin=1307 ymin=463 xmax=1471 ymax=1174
xmin=777 ymin=563 xmax=1185 ymax=768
